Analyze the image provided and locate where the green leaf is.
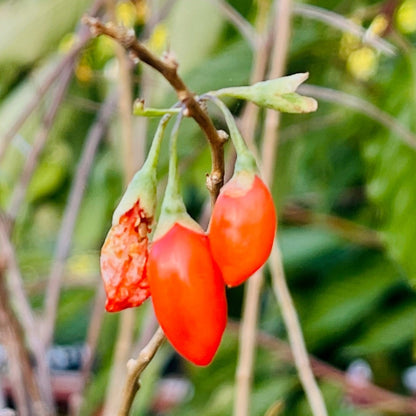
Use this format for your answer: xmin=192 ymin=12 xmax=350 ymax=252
xmin=301 ymin=255 xmax=399 ymax=349
xmin=360 ymin=54 xmax=416 ymax=287
xmin=343 ymin=302 xmax=416 ymax=355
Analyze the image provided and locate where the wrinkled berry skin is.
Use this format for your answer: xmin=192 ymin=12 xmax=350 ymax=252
xmin=100 ymin=201 xmax=152 ymax=312
xmin=147 ymin=223 xmax=227 ymax=366
xmin=208 ymin=173 xmax=276 ymax=287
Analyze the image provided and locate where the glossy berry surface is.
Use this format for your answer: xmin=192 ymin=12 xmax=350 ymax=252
xmin=100 ymin=201 xmax=152 ymax=312
xmin=147 ymin=222 xmax=227 ymax=366
xmin=209 ymin=174 xmax=276 ymax=287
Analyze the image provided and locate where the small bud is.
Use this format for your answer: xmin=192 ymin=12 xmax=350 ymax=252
xmin=212 ymin=73 xmax=318 ymax=114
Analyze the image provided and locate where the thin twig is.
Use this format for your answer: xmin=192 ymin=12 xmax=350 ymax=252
xmin=7 ymin=65 xmax=74 ymax=220
xmin=103 ymin=309 xmax=136 ymax=416
xmin=0 ymin=45 xmax=82 ymax=165
xmin=82 ymin=16 xmax=227 ymax=202
xmin=262 ymin=7 xmax=328 ymax=415
xmin=238 ymin=0 xmax=271 ymax=149
xmin=298 ymin=84 xmax=416 ymax=151
xmin=228 ymin=321 xmax=416 ymax=415
xmin=100 ymin=2 xmax=138 ymax=413
xmin=281 ymin=204 xmax=383 ymax=248
xmin=0 ymin=216 xmax=38 ymax=347
xmin=0 ymin=265 xmax=49 ymax=416
xmin=206 ymin=0 xmax=258 ymax=49
xmin=234 ymin=268 xmax=264 ymax=416
xmin=234 ymin=1 xmax=294 ymax=415
xmin=117 ymin=327 xmax=166 ymax=416
xmin=42 ymin=92 xmax=118 ymax=348
xmin=0 ymin=0 xmax=104 ymax=164
xmin=292 ymin=3 xmax=396 ymax=56
xmin=0 ymin=214 xmax=54 ymax=409
xmin=270 ymin=241 xmax=328 ymax=416
xmin=71 ymin=282 xmax=106 ymax=416
xmin=132 ymin=305 xmax=159 ymax=356
xmin=142 ymin=0 xmax=178 ymax=39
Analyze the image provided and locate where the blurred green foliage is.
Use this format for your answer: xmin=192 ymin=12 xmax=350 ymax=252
xmin=1 ymin=0 xmax=416 ymax=415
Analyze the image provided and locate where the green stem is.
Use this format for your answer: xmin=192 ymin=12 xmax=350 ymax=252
xmin=159 ymin=112 xmax=187 ymax=217
xmin=206 ymin=95 xmax=257 ymax=173
xmin=209 ymin=86 xmax=249 ymax=99
xmin=141 ymin=114 xmax=173 ymax=172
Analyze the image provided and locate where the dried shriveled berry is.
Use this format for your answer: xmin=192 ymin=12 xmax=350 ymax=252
xmin=147 ymin=222 xmax=227 ymax=366
xmin=100 ymin=200 xmax=152 ymax=312
xmin=208 ymin=172 xmax=276 ymax=287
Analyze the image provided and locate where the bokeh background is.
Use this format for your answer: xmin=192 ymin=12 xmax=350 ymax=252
xmin=1 ymin=0 xmax=416 ymax=415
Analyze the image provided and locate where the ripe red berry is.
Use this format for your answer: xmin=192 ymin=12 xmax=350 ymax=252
xmin=208 ymin=171 xmax=277 ymax=287
xmin=100 ymin=200 xmax=152 ymax=312
xmin=147 ymin=222 xmax=227 ymax=366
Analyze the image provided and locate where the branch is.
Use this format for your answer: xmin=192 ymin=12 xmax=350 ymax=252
xmin=281 ymin=204 xmax=383 ymax=249
xmin=270 ymin=241 xmax=328 ymax=416
xmin=228 ymin=321 xmax=416 ymax=415
xmin=292 ymin=3 xmax=397 ymax=56
xmin=0 ymin=263 xmax=49 ymax=416
xmin=0 ymin=0 xmax=104 ymax=164
xmin=42 ymin=92 xmax=118 ymax=348
xmin=82 ymin=16 xmax=227 ymax=202
xmin=0 ymin=214 xmax=54 ymax=409
xmin=234 ymin=1 xmax=299 ymax=415
xmin=206 ymin=0 xmax=258 ymax=49
xmin=117 ymin=327 xmax=166 ymax=416
xmin=71 ymin=282 xmax=106 ymax=416
xmin=7 ymin=65 xmax=74 ymax=221
xmin=298 ymin=84 xmax=416 ymax=151
xmin=100 ymin=2 xmax=137 ymax=413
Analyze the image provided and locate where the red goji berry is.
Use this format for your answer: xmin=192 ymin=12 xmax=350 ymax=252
xmin=208 ymin=171 xmax=276 ymax=287
xmin=147 ymin=221 xmax=227 ymax=366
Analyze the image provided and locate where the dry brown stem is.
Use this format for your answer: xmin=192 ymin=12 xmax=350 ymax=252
xmin=82 ymin=16 xmax=226 ymax=202
xmin=282 ymin=204 xmax=383 ymax=248
xmin=101 ymin=2 xmax=148 ymax=413
xmin=42 ymin=92 xmax=118 ymax=348
xmin=235 ymin=0 xmax=292 ymax=415
xmin=71 ymin=283 xmax=106 ymax=416
xmin=270 ymin=242 xmax=328 ymax=416
xmin=228 ymin=321 xmax=416 ymax=415
xmin=117 ymin=327 xmax=166 ymax=416
xmin=7 ymin=65 xmax=73 ymax=221
xmin=0 ymin=214 xmax=54 ymax=410
xmin=0 ymin=263 xmax=49 ymax=416
xmin=0 ymin=15 xmax=96 ymax=164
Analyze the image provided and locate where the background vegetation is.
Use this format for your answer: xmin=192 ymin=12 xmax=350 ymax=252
xmin=1 ymin=0 xmax=416 ymax=415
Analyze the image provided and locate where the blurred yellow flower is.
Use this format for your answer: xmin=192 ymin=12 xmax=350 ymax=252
xmin=347 ymin=46 xmax=377 ymax=81
xmin=367 ymin=14 xmax=389 ymax=37
xmin=339 ymin=17 xmax=362 ymax=60
xmin=116 ymin=1 xmax=137 ymax=28
xmin=147 ymin=24 xmax=168 ymax=53
xmin=396 ymin=0 xmax=416 ymax=33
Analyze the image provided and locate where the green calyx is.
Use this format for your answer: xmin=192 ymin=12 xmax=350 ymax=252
xmin=153 ymin=112 xmax=202 ymax=240
xmin=210 ymin=73 xmax=318 ymax=114
xmin=207 ymin=95 xmax=258 ymax=175
xmin=112 ymin=114 xmax=172 ymax=225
